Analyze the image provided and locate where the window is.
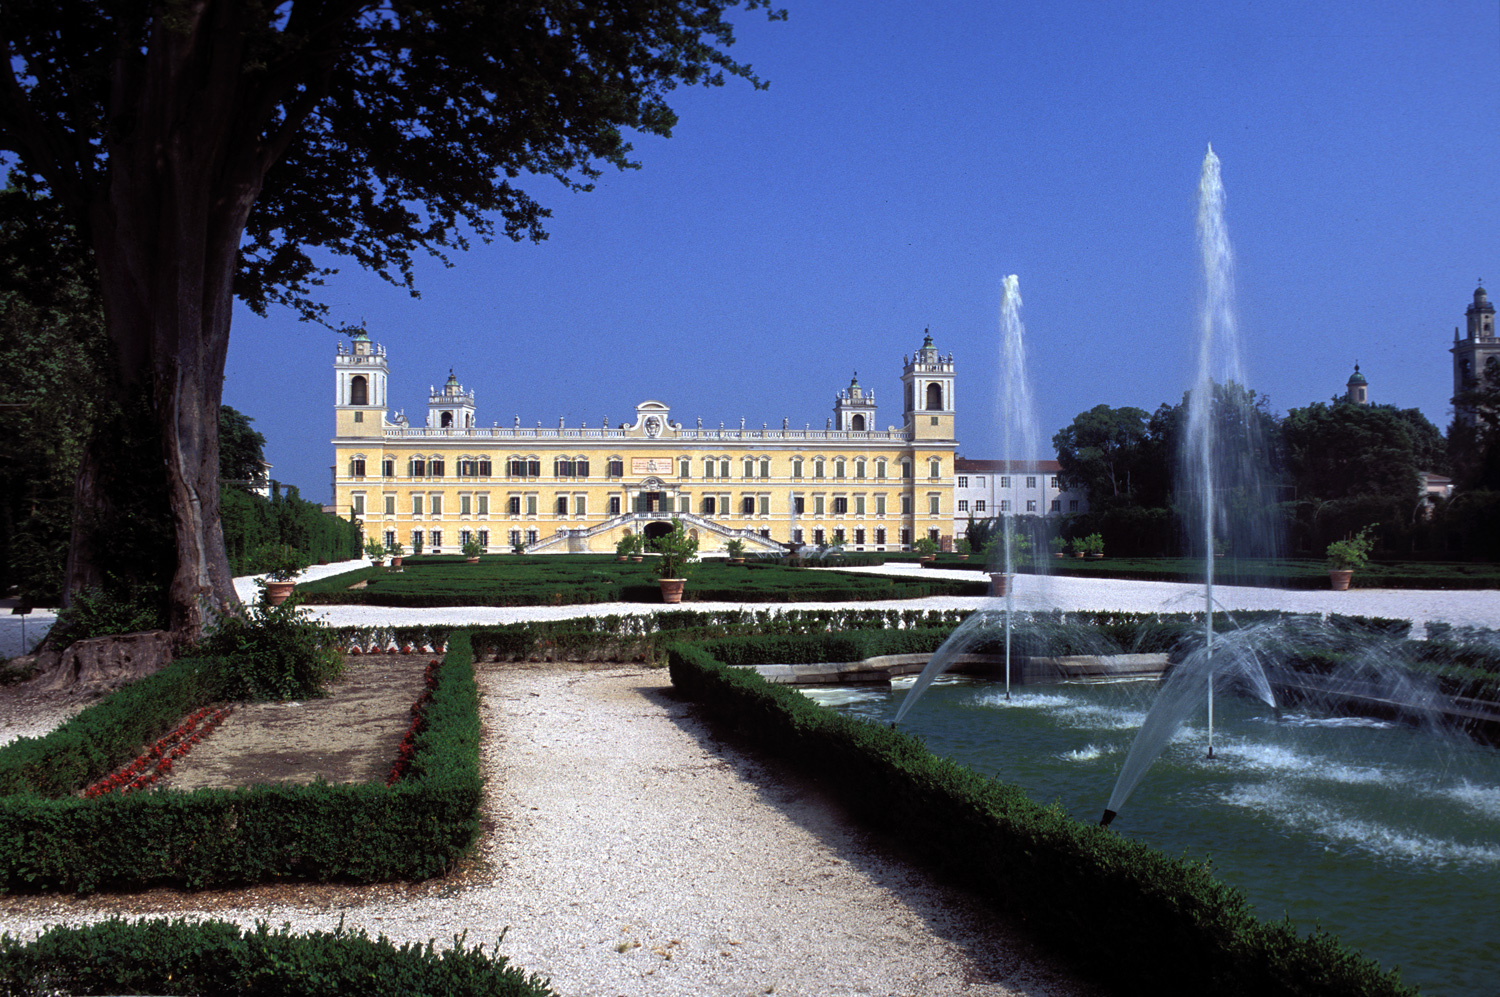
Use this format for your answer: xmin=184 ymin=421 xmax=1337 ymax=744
xmin=875 ymin=528 xmax=886 ymax=545
xmin=509 ymin=529 xmax=521 ymax=547
xmin=876 ymin=459 xmax=887 ymax=479
xmin=410 ymin=458 xmax=426 ymax=477
xmin=900 ymin=528 xmax=912 ymax=546
xmin=901 ymin=495 xmax=912 ymax=514
xmin=720 ymin=459 xmax=730 ymax=478
xmin=478 ymin=530 xmax=489 ymax=549
xmin=958 ymin=499 xmax=969 ymax=512
xmin=875 ymin=495 xmax=886 ymax=515
xmin=609 ymin=496 xmax=621 ymax=515
xmin=814 ymin=529 xmax=825 ymax=545
xmin=1026 ymin=499 xmax=1037 ymax=512
xmin=430 ymin=529 xmax=442 ymax=550
xmin=526 ymin=529 xmax=537 ymax=545
xmin=744 ymin=459 xmax=755 ymax=479
xmin=834 ymin=459 xmax=845 ymax=479
xmin=508 ymin=458 xmax=541 ymax=477
xmin=477 ymin=495 xmax=489 ymax=515
xmin=383 ymin=530 xmax=395 ymax=549
xmin=999 ymin=500 xmax=1009 ymax=512
xmin=758 ymin=495 xmax=770 ymax=515
xmin=412 ymin=494 xmax=424 ymax=515
xmin=351 ymin=493 xmax=365 ymax=515
xmin=833 ymin=497 xmax=848 ymax=515
xmin=928 ymin=528 xmax=940 ymax=543
xmin=833 ymin=529 xmax=846 ymax=544
xmin=901 ymin=461 xmax=912 ymax=478
xmin=455 ymin=458 xmax=491 ymax=477
xmin=556 ymin=496 xmax=568 ymax=515
xmin=1026 ymin=476 xmax=1037 ymax=488
xmin=976 ymin=500 xmax=987 ymax=512
xmin=679 ymin=496 xmax=690 ymax=513
xmin=460 ymin=529 xmax=471 ymax=547
xmin=1000 ymin=476 xmax=1010 ymax=488
xmin=383 ymin=458 xmax=395 ymax=477
xmin=760 ymin=459 xmax=770 ymax=478
xmin=851 ymin=413 xmax=865 ymax=430
xmin=794 ymin=529 xmax=804 ymax=544
xmin=814 ymin=459 xmax=825 ymax=478
xmin=814 ymin=496 xmax=825 ymax=515
xmin=430 ymin=494 xmax=442 ymax=515
xmin=526 ymin=495 xmax=537 ymax=515
xmin=384 ymin=495 xmax=395 ymax=515
xmin=855 ymin=459 xmax=866 ymax=479
xmin=1050 ymin=476 xmax=1060 ymax=488
xmin=350 ymin=375 xmax=368 ymax=406
xmin=350 ymin=458 xmax=366 ymax=477
xmin=1069 ymin=499 xmax=1079 ymax=512
xmin=609 ymin=458 xmax=625 ymax=477
xmin=575 ymin=496 xmax=587 ymax=516
xmin=679 ymin=458 xmax=690 ymax=478
xmin=507 ymin=496 xmax=520 ymax=515
xmin=429 ymin=459 xmax=445 ymax=477
xmin=854 ymin=528 xmax=866 ymax=544
xmin=554 ymin=458 xmax=589 ymax=477
xmin=926 ymin=382 xmax=942 ymax=410
xmin=704 ymin=458 xmax=716 ymax=479
xmin=1051 ymin=499 xmax=1061 ymax=512
xmin=792 ymin=457 xmax=803 ymax=478
xmin=411 ymin=529 xmax=424 ymax=549
xmin=794 ymin=496 xmax=805 ymax=514
xmin=460 ymin=495 xmax=471 ymax=515
xmin=928 ymin=495 xmax=940 ymax=515
xmin=929 ymin=459 xmax=941 ymax=479
xmin=741 ymin=496 xmax=755 ymax=515
xmin=957 ymin=476 xmax=968 ymax=488
xmin=702 ymin=496 xmax=716 ymax=515
xmin=854 ymin=496 xmax=865 ymax=515
xmin=759 ymin=529 xmax=770 ymax=538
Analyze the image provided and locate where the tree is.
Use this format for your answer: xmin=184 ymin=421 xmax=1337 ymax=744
xmin=1281 ymin=402 xmax=1422 ymax=503
xmin=1051 ymin=405 xmax=1152 ymax=503
xmin=219 ymin=406 xmax=267 ymax=494
xmin=0 ymin=0 xmax=782 ymax=641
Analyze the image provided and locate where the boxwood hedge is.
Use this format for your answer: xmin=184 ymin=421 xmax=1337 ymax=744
xmin=666 ymin=636 xmax=1415 ymax=997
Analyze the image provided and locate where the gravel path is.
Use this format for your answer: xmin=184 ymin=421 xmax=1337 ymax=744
xmin=0 ymin=664 xmax=1101 ymax=997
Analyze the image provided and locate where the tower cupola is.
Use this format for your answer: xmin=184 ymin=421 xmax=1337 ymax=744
xmin=1345 ymin=363 xmax=1369 ymax=405
xmin=427 ymin=368 xmax=476 ymax=430
xmin=334 ymin=329 xmax=389 ymax=437
xmin=834 ymin=371 xmax=878 ymax=431
xmin=901 ymin=328 xmax=956 ymax=441
xmin=1468 ymin=284 xmax=1495 ymax=340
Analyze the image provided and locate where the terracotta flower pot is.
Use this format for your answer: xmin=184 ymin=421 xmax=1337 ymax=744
xmin=988 ymin=573 xmax=1013 ymax=597
xmin=630 ymin=556 xmax=644 ymax=562
xmin=659 ymin=578 xmax=686 ymax=603
xmin=957 ymin=554 xmax=969 ymax=561
xmin=919 ymin=555 xmax=936 ymax=562
xmin=617 ymin=555 xmax=629 ymax=562
xmin=391 ymin=556 xmax=403 ymax=567
xmin=466 ymin=556 xmax=479 ymax=563
xmin=371 ymin=558 xmax=384 ymax=567
xmin=1329 ymin=569 xmax=1353 ymax=591
xmin=729 ymin=558 xmax=745 ymax=565
xmin=264 ymin=580 xmax=295 ymax=605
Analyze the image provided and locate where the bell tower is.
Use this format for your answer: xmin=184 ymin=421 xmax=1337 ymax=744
xmin=1452 ymin=283 xmax=1499 ymax=427
xmin=334 ymin=328 xmax=388 ymax=438
xmin=1345 ymin=364 xmax=1369 ymax=405
xmin=833 ymin=372 xmax=877 ymax=431
xmin=901 ymin=330 xmax=955 ymax=441
xmin=427 ymin=369 xmax=476 ymax=430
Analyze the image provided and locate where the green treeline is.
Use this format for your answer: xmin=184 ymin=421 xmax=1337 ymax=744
xmin=221 ymin=483 xmax=362 ymax=577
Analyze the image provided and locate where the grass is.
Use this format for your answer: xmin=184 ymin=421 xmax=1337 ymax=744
xmin=923 ymin=554 xmax=1500 ymax=589
xmin=296 ymin=553 xmax=989 ymax=607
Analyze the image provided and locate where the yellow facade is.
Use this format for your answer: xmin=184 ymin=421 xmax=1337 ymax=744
xmin=332 ymin=331 xmax=958 ymax=554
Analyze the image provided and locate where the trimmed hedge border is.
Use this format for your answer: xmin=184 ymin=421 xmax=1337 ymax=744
xmin=666 ymin=637 xmax=1415 ymax=997
xmin=0 ymin=637 xmax=482 ymax=893
xmin=0 ymin=917 xmax=555 ymax=996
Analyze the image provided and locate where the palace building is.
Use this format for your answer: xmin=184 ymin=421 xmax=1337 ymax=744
xmin=332 ymin=330 xmax=959 ymax=555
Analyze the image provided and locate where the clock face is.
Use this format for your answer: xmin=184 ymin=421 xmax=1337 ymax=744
xmin=644 ymin=415 xmax=662 ymax=438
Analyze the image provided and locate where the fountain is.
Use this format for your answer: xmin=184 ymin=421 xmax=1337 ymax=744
xmin=896 ymin=274 xmax=1049 ymax=721
xmin=1100 ymin=144 xmax=1284 ymax=824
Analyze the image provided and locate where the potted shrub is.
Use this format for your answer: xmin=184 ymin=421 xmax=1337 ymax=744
xmin=256 ymin=543 xmax=310 ymax=605
xmin=650 ymin=520 xmax=699 ymax=603
xmin=726 ymin=538 xmax=747 ymax=564
xmin=627 ymin=533 xmax=644 ymax=562
xmin=615 ymin=533 xmax=636 ymax=562
xmin=1083 ymin=533 xmax=1105 ymax=559
xmin=914 ymin=536 xmax=939 ymax=562
xmin=955 ymin=537 xmax=970 ymax=561
xmin=1070 ymin=536 xmax=1087 ymax=558
xmin=387 ymin=539 xmax=405 ymax=568
xmin=363 ymin=538 xmax=385 ymax=566
xmin=1326 ymin=526 xmax=1375 ymax=591
xmin=462 ymin=537 xmax=484 ymax=563
xmin=512 ymin=534 xmax=528 ymax=555
xmin=1050 ymin=535 xmax=1068 ymax=559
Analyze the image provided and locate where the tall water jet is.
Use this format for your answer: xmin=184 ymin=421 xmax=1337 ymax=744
xmin=897 ymin=274 xmax=1047 ymax=722
xmin=1103 ymin=146 xmax=1282 ymax=821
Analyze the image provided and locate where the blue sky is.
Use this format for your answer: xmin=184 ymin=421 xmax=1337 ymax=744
xmin=225 ymin=0 xmax=1500 ymax=501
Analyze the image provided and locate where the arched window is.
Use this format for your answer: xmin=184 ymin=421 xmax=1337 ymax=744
xmin=350 ymin=375 xmax=368 ymax=406
xmin=851 ymin=413 xmax=866 ymax=431
xmin=440 ymin=411 xmax=454 ymax=428
xmin=926 ymin=382 xmax=943 ymax=410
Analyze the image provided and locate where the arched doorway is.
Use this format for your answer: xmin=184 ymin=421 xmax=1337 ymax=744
xmin=643 ymin=521 xmax=674 ymax=542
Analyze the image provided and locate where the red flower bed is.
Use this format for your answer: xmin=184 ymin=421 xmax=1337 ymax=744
xmin=82 ymin=706 xmax=234 ymax=798
xmin=386 ymin=659 xmax=440 ymax=786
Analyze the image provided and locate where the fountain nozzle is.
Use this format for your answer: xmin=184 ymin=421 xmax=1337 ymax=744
xmin=1099 ymin=809 xmax=1117 ymax=827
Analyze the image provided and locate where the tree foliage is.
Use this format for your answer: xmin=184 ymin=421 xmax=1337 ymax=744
xmin=1051 ymin=404 xmax=1154 ymax=503
xmin=218 ymin=406 xmax=267 ymax=493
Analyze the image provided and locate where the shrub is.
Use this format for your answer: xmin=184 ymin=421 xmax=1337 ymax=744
xmin=46 ymin=583 xmax=168 ymax=650
xmin=199 ymin=596 xmax=344 ymax=701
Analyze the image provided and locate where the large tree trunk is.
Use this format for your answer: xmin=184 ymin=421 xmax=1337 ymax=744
xmin=64 ymin=5 xmax=265 ymax=646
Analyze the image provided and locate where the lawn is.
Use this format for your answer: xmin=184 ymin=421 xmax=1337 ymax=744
xmin=921 ymin=554 xmax=1500 ymax=589
xmin=296 ymin=554 xmax=990 ymax=607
